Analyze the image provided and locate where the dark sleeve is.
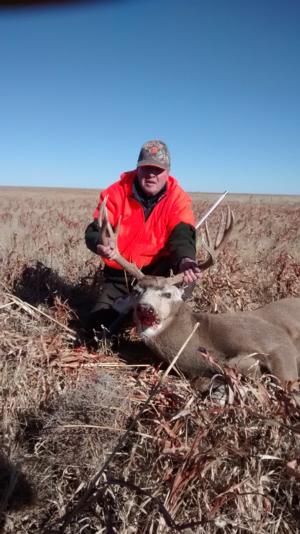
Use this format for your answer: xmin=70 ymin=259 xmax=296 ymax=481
xmin=85 ymin=219 xmax=100 ymax=254
xmin=165 ymin=222 xmax=196 ymax=265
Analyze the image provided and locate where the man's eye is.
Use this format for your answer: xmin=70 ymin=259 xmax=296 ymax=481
xmin=162 ymin=292 xmax=172 ymax=298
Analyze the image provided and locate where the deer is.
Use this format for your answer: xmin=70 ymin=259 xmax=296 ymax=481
xmin=97 ymin=196 xmax=300 ymax=391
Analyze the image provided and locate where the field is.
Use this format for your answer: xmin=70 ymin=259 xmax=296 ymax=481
xmin=1 ymin=186 xmax=300 ymax=533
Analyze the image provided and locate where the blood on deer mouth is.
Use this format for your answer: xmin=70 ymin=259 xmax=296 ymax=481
xmin=136 ymin=304 xmax=160 ymax=327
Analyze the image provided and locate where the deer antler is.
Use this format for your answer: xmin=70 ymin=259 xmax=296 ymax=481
xmin=98 ymin=195 xmax=145 ymax=280
xmin=166 ymin=205 xmax=234 ymax=286
xmin=201 ymin=204 xmax=234 ymax=267
xmin=98 ymin=196 xmax=233 ymax=286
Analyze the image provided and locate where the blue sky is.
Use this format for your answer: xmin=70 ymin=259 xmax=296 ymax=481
xmin=0 ymin=0 xmax=299 ymax=194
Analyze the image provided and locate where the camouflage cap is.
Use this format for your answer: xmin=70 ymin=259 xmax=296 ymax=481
xmin=137 ymin=140 xmax=171 ymax=170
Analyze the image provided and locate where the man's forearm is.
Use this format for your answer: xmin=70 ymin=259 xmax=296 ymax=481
xmin=165 ymin=222 xmax=196 ymax=265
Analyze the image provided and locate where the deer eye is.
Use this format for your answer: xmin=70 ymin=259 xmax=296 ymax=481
xmin=134 ymin=286 xmax=144 ymax=296
xmin=162 ymin=292 xmax=172 ymax=298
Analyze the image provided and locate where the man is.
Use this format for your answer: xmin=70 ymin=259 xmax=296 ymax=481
xmin=85 ymin=140 xmax=201 ymax=335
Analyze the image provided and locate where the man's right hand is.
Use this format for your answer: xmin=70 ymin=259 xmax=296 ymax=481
xmin=178 ymin=257 xmax=202 ymax=284
xmin=96 ymin=238 xmax=116 ymax=259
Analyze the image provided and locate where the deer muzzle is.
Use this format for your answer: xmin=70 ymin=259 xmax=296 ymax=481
xmin=136 ymin=303 xmax=160 ymax=328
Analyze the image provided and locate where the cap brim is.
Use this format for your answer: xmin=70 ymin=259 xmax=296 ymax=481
xmin=137 ymin=159 xmax=168 ymax=170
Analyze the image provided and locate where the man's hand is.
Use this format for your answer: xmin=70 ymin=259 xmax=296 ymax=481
xmin=178 ymin=257 xmax=202 ymax=285
xmin=96 ymin=237 xmax=116 ymax=260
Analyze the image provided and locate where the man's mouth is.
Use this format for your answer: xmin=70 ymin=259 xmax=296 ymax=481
xmin=136 ymin=304 xmax=160 ymax=328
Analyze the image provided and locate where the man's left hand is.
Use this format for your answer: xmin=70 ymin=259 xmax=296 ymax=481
xmin=178 ymin=257 xmax=202 ymax=285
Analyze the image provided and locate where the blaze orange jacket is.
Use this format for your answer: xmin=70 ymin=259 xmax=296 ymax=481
xmin=93 ymin=171 xmax=195 ymax=271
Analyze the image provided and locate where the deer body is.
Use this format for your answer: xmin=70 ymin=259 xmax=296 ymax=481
xmin=134 ymin=280 xmax=300 ymax=388
xmin=97 ymin=197 xmax=300 ymax=388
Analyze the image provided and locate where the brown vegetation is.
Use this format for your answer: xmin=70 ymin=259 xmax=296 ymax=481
xmin=0 ymin=187 xmax=300 ymax=533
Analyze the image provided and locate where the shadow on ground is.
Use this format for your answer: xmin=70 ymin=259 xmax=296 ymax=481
xmin=0 ymin=454 xmax=35 ymax=531
xmin=11 ymin=261 xmax=160 ymax=366
xmin=12 ymin=261 xmax=102 ymax=336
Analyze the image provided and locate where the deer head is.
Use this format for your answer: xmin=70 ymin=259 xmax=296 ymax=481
xmin=133 ymin=276 xmax=185 ymax=338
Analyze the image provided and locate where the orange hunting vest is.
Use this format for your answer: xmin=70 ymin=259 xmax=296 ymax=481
xmin=93 ymin=171 xmax=195 ymax=270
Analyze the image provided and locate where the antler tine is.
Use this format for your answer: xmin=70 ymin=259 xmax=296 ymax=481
xmin=214 ymin=205 xmax=233 ymax=248
xmin=98 ymin=196 xmax=121 ymax=242
xmin=98 ymin=194 xmax=108 ymax=225
xmin=215 ymin=205 xmax=234 ymax=248
xmin=98 ymin=195 xmax=110 ymax=243
xmin=197 ymin=233 xmax=215 ymax=270
xmin=97 ymin=195 xmax=145 ymax=281
xmin=204 ymin=220 xmax=212 ymax=250
xmin=199 ymin=206 xmax=233 ymax=267
xmin=225 ymin=204 xmax=233 ymax=231
xmin=214 ymin=209 xmax=226 ymax=249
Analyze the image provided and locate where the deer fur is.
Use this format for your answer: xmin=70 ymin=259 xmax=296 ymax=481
xmin=97 ymin=196 xmax=300 ymax=389
xmin=133 ymin=277 xmax=300 ymax=390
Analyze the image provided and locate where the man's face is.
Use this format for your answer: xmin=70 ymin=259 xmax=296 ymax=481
xmin=137 ymin=166 xmax=169 ymax=196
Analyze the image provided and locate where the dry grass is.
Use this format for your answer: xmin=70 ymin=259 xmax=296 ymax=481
xmin=0 ymin=187 xmax=300 ymax=533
